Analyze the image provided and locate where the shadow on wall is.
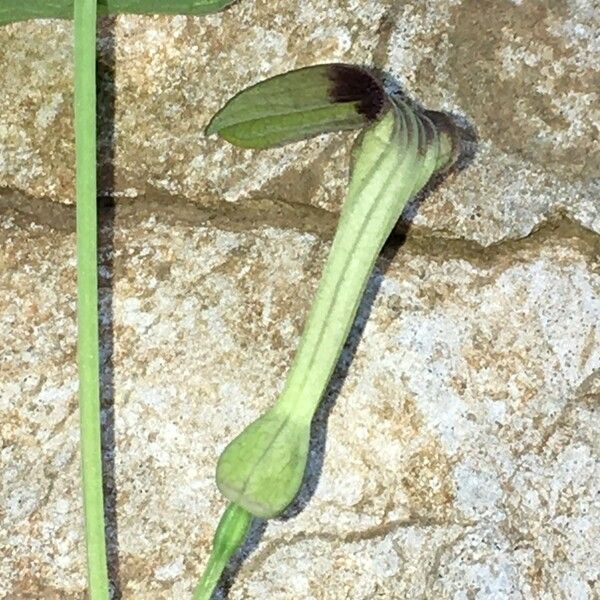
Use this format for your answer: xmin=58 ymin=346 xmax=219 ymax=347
xmin=96 ymin=15 xmax=120 ymax=600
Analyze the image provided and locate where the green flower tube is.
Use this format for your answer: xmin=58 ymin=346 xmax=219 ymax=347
xmin=216 ymin=99 xmax=457 ymax=519
xmin=197 ymin=77 xmax=459 ymax=598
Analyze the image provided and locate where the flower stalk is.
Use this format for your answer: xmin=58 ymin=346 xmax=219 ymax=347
xmin=74 ymin=0 xmax=110 ymax=597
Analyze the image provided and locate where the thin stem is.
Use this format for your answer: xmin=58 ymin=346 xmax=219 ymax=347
xmin=194 ymin=503 xmax=253 ymax=600
xmin=74 ymin=0 xmax=109 ymax=598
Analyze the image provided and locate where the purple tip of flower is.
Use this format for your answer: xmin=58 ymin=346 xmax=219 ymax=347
xmin=327 ymin=64 xmax=387 ymax=122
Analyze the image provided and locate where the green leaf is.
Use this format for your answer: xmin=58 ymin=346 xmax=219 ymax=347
xmin=206 ymin=64 xmax=389 ymax=148
xmin=0 ymin=1 xmax=70 ymax=24
xmin=0 ymin=0 xmax=236 ymax=25
xmin=99 ymin=0 xmax=237 ymax=16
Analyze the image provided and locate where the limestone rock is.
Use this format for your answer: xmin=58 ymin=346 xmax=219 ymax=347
xmin=1 ymin=191 xmax=598 ymax=599
xmin=1 ymin=0 xmax=598 ymax=597
xmin=0 ymin=0 xmax=598 ymax=245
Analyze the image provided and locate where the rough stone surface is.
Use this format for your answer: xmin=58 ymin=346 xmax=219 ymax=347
xmin=1 ymin=191 xmax=598 ymax=599
xmin=1 ymin=0 xmax=599 ymax=598
xmin=0 ymin=0 xmax=599 ymax=245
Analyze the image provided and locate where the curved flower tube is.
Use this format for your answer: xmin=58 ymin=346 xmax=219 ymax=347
xmin=197 ymin=73 xmax=460 ymax=598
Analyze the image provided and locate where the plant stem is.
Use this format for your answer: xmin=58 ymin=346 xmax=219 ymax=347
xmin=74 ymin=0 xmax=109 ymax=598
xmin=193 ymin=503 xmax=253 ymax=600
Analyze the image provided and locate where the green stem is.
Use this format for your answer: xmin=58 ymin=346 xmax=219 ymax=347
xmin=74 ymin=0 xmax=109 ymax=598
xmin=193 ymin=503 xmax=253 ymax=600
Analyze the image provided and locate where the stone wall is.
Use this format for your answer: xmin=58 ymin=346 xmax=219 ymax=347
xmin=1 ymin=1 xmax=598 ymax=598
